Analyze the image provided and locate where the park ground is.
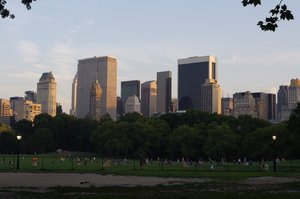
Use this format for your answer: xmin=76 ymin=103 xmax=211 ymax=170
xmin=0 ymin=172 xmax=299 ymax=199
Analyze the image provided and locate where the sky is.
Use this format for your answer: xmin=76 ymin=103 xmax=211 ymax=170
xmin=0 ymin=0 xmax=299 ymax=112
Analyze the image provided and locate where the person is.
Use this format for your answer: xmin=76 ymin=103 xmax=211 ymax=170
xmin=208 ymin=157 xmax=214 ymax=170
xmin=32 ymin=156 xmax=38 ymax=168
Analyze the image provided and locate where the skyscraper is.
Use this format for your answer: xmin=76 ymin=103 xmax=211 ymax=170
xmin=76 ymin=56 xmax=117 ymax=120
xmin=89 ymin=79 xmax=102 ymax=121
xmin=125 ymin=95 xmax=141 ymax=114
xmin=70 ymin=73 xmax=77 ymax=116
xmin=233 ymin=91 xmax=276 ymax=121
xmin=178 ymin=55 xmax=218 ymax=111
xmin=0 ymin=99 xmax=11 ymax=126
xmin=121 ymin=80 xmax=140 ymax=115
xmin=37 ymin=72 xmax=57 ymax=117
xmin=156 ymin=71 xmax=172 ymax=113
xmin=233 ymin=91 xmax=256 ymax=118
xmin=222 ymin=97 xmax=233 ymax=116
xmin=201 ymin=79 xmax=221 ymax=114
xmin=277 ymin=79 xmax=300 ymax=121
xmin=141 ymin=80 xmax=157 ymax=117
xmin=10 ymin=97 xmax=24 ymax=122
xmin=24 ymin=100 xmax=41 ymax=122
xmin=288 ymin=79 xmax=300 ymax=111
xmin=277 ymin=85 xmax=289 ymax=121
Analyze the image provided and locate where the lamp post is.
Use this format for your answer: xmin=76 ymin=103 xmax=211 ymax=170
xmin=16 ymin=135 xmax=22 ymax=170
xmin=272 ymin=135 xmax=277 ymax=172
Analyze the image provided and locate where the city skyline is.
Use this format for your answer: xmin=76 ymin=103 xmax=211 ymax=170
xmin=0 ymin=0 xmax=300 ymax=112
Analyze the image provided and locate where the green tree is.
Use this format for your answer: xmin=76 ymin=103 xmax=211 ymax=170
xmin=31 ymin=128 xmax=54 ymax=153
xmin=0 ymin=131 xmax=17 ymax=153
xmin=287 ymin=102 xmax=300 ymax=157
xmin=168 ymin=125 xmax=203 ymax=160
xmin=12 ymin=119 xmax=33 ymax=138
xmin=33 ymin=113 xmax=53 ymax=129
xmin=203 ymin=124 xmax=239 ymax=160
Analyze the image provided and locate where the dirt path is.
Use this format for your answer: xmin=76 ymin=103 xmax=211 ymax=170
xmin=0 ymin=172 xmax=209 ymax=188
xmin=0 ymin=172 xmax=299 ymax=193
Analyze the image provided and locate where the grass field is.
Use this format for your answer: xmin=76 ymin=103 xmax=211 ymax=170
xmin=1 ymin=153 xmax=300 ymax=178
xmin=1 ymin=153 xmax=300 ymax=199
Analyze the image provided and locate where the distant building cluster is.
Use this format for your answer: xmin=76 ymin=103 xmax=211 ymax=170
xmin=1 ymin=72 xmax=59 ymax=126
xmin=1 ymin=54 xmax=300 ymax=128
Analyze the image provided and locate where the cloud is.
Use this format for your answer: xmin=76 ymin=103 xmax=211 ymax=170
xmin=17 ymin=41 xmax=45 ymax=69
xmin=6 ymin=71 xmax=40 ymax=79
xmin=18 ymin=41 xmax=40 ymax=62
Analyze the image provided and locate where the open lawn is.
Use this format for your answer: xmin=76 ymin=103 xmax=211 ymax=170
xmin=1 ymin=153 xmax=300 ymax=199
xmin=1 ymin=154 xmax=300 ymax=178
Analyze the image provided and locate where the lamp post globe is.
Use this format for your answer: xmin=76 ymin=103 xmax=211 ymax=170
xmin=16 ymin=135 xmax=22 ymax=170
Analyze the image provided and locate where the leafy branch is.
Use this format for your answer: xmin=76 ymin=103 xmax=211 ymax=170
xmin=0 ymin=0 xmax=35 ymax=19
xmin=242 ymin=0 xmax=294 ymax=31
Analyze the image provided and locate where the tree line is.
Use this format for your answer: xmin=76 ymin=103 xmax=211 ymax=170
xmin=1 ymin=103 xmax=300 ymax=161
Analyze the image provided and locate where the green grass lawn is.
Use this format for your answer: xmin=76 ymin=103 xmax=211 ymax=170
xmin=1 ymin=154 xmax=300 ymax=179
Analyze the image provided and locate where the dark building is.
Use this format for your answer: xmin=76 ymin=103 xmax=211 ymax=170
xmin=141 ymin=80 xmax=156 ymax=117
xmin=116 ymin=96 xmax=122 ymax=119
xmin=121 ymin=80 xmax=140 ymax=115
xmin=89 ymin=79 xmax=102 ymax=121
xmin=277 ymin=85 xmax=289 ymax=121
xmin=178 ymin=56 xmax=217 ymax=111
xmin=156 ymin=71 xmax=172 ymax=113
xmin=221 ymin=97 xmax=233 ymax=116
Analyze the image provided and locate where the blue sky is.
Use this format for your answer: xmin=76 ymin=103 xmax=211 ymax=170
xmin=1 ymin=0 xmax=299 ymax=112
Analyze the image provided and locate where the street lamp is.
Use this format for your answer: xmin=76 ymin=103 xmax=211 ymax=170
xmin=272 ymin=135 xmax=277 ymax=172
xmin=16 ymin=135 xmax=22 ymax=170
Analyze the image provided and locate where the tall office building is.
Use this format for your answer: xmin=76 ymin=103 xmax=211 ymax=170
xmin=288 ymin=79 xmax=300 ymax=111
xmin=37 ymin=72 xmax=57 ymax=117
xmin=277 ymin=79 xmax=300 ymax=121
xmin=277 ymin=85 xmax=289 ymax=121
xmin=201 ymin=79 xmax=221 ymax=114
xmin=171 ymin=98 xmax=178 ymax=112
xmin=25 ymin=91 xmax=37 ymax=103
xmin=70 ymin=73 xmax=78 ymax=116
xmin=24 ymin=100 xmax=42 ymax=122
xmin=222 ymin=97 xmax=233 ymax=116
xmin=178 ymin=56 xmax=218 ymax=111
xmin=121 ymin=80 xmax=140 ymax=115
xmin=76 ymin=56 xmax=117 ymax=120
xmin=89 ymin=79 xmax=102 ymax=121
xmin=156 ymin=71 xmax=172 ymax=113
xmin=125 ymin=95 xmax=141 ymax=114
xmin=233 ymin=91 xmax=275 ymax=121
xmin=0 ymin=99 xmax=11 ymax=126
xmin=10 ymin=97 xmax=24 ymax=122
xmin=141 ymin=80 xmax=157 ymax=117
xmin=233 ymin=91 xmax=256 ymax=118
xmin=116 ymin=97 xmax=122 ymax=118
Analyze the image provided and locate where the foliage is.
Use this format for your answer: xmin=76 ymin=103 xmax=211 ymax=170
xmin=242 ymin=0 xmax=294 ymax=31
xmin=0 ymin=131 xmax=17 ymax=153
xmin=1 ymin=106 xmax=299 ymax=160
xmin=0 ymin=0 xmax=35 ymax=19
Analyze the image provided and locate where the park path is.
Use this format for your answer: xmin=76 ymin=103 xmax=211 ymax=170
xmin=0 ymin=172 xmax=209 ymax=188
